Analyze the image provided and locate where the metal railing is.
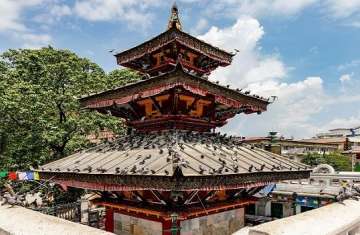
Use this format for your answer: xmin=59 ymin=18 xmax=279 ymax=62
xmin=35 ymin=202 xmax=81 ymax=222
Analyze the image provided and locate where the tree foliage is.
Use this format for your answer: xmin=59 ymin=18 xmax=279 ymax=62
xmin=0 ymin=47 xmax=140 ymax=170
xmin=301 ymin=152 xmax=352 ymax=171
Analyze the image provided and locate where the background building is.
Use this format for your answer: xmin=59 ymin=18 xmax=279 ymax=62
xmin=242 ymin=132 xmax=339 ymax=162
xmin=247 ymin=164 xmax=360 ymax=225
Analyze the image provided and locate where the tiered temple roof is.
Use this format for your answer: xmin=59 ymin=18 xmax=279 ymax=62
xmin=37 ymin=4 xmax=310 ymax=219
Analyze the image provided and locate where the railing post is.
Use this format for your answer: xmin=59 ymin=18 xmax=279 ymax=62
xmin=80 ymin=197 xmax=89 ymax=225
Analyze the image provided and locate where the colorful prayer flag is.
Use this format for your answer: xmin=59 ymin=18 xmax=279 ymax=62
xmin=26 ymin=171 xmax=34 ymax=180
xmin=34 ymin=172 xmax=40 ymax=180
xmin=0 ymin=171 xmax=8 ymax=178
xmin=17 ymin=172 xmax=27 ymax=180
xmin=8 ymin=172 xmax=17 ymax=180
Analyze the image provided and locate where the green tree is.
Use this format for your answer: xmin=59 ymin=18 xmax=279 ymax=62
xmin=106 ymin=68 xmax=141 ymax=88
xmin=301 ymin=152 xmax=352 ymax=171
xmin=0 ymin=47 xmax=139 ymax=170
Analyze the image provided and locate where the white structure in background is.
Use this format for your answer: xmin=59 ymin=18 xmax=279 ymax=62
xmin=304 ymin=126 xmax=360 ymax=155
xmin=316 ymin=127 xmax=360 ymax=139
xmin=235 ymin=199 xmax=360 ymax=235
xmin=252 ymin=165 xmax=360 ymax=220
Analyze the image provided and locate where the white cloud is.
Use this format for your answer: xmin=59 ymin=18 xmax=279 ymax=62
xmin=309 ymin=46 xmax=319 ymax=54
xmin=50 ymin=4 xmax=72 ymax=18
xmin=338 ymin=60 xmax=360 ymax=71
xmin=198 ymin=16 xmax=360 ymax=138
xmin=199 ymin=16 xmax=263 ymax=52
xmin=0 ymin=0 xmax=53 ymax=48
xmin=339 ymin=73 xmax=352 ymax=83
xmin=191 ymin=18 xmax=209 ymax=35
xmin=198 ymin=17 xmax=286 ymax=88
xmin=0 ymin=0 xmax=44 ymax=32
xmin=20 ymin=33 xmax=52 ymax=49
xmin=325 ymin=0 xmax=360 ymax=18
xmin=204 ymin=0 xmax=317 ymax=19
xmin=34 ymin=4 xmax=72 ymax=26
xmin=228 ymin=76 xmax=327 ymax=138
xmin=73 ymin=0 xmax=161 ymax=27
xmin=197 ymin=0 xmax=360 ymax=28
xmin=322 ymin=114 xmax=360 ymax=130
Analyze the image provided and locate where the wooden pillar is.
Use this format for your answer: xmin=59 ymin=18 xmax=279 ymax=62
xmin=105 ymin=207 xmax=114 ymax=233
xmin=163 ymin=219 xmax=180 ymax=235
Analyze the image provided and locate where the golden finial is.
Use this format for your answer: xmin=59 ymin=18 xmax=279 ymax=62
xmin=167 ymin=2 xmax=182 ymax=31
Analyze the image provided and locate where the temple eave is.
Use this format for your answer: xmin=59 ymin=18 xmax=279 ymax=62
xmin=38 ymin=171 xmax=310 ymax=192
xmin=80 ymin=68 xmax=269 ymax=113
xmin=127 ymin=117 xmax=223 ymax=132
xmin=114 ymin=28 xmax=234 ymax=66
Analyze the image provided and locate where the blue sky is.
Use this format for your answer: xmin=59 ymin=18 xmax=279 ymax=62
xmin=1 ymin=0 xmax=360 ymax=138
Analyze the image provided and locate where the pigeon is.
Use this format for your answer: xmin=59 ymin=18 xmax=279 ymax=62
xmin=249 ymin=165 xmax=254 ymax=172
xmin=130 ymin=165 xmax=137 ymax=173
xmin=199 ymin=165 xmax=206 ymax=174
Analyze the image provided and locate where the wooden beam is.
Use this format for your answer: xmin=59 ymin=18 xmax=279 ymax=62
xmin=183 ymin=190 xmax=199 ymax=205
xmin=182 ymin=198 xmax=257 ymax=219
xmin=185 ymin=96 xmax=200 ymax=114
xmin=128 ymin=101 xmax=141 ymax=119
xmin=150 ymin=96 xmax=163 ymax=114
xmin=150 ymin=190 xmax=167 ymax=205
xmin=151 ymin=190 xmax=170 ymax=206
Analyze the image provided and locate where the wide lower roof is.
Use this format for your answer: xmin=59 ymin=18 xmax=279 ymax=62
xmin=38 ymin=131 xmax=310 ymax=191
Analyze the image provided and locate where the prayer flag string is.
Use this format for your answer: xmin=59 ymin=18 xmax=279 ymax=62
xmin=0 ymin=171 xmax=41 ymax=181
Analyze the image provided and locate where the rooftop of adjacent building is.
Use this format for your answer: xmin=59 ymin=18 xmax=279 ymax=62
xmin=272 ymin=164 xmax=360 ymax=199
xmin=242 ymin=136 xmax=340 ymax=149
xmin=316 ymin=126 xmax=360 ymax=139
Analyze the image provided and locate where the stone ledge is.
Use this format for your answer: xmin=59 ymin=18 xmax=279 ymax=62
xmin=234 ymin=199 xmax=360 ymax=235
xmin=0 ymin=205 xmax=114 ymax=235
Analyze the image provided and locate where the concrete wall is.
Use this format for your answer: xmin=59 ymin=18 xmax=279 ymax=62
xmin=0 ymin=205 xmax=114 ymax=235
xmin=281 ymin=203 xmax=293 ymax=218
xmin=180 ymin=208 xmax=244 ymax=235
xmin=255 ymin=200 xmax=293 ymax=218
xmin=255 ymin=199 xmax=271 ymax=217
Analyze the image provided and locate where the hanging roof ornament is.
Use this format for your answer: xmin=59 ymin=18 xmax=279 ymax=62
xmin=167 ymin=2 xmax=182 ymax=31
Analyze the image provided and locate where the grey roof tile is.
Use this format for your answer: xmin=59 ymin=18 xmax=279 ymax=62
xmin=39 ymin=131 xmax=309 ymax=178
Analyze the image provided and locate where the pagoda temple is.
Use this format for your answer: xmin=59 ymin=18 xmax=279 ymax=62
xmin=37 ymin=4 xmax=311 ymax=235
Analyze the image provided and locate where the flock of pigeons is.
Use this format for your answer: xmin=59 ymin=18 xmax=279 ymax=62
xmin=0 ymin=183 xmax=43 ymax=208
